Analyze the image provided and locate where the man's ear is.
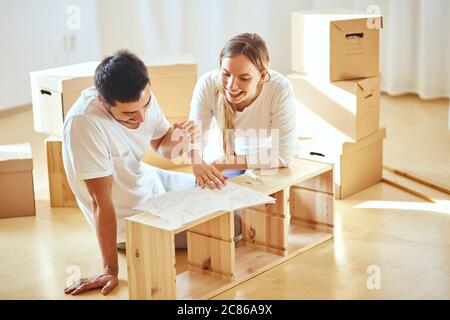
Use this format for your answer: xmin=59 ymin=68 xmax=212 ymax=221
xmin=96 ymin=95 xmax=103 ymax=104
xmin=259 ymin=70 xmax=268 ymax=84
xmin=97 ymin=95 xmax=109 ymax=109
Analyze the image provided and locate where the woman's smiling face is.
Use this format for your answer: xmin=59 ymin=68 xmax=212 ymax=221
xmin=220 ymin=54 xmax=264 ymax=109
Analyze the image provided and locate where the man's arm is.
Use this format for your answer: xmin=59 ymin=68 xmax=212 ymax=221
xmin=64 ymin=175 xmax=119 ymax=296
xmin=150 ymin=121 xmax=197 ymax=160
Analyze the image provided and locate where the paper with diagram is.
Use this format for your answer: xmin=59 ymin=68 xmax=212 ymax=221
xmin=135 ymin=181 xmax=275 ymax=226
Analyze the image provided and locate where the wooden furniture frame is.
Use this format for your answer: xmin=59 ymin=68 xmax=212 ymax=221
xmin=125 ymin=158 xmax=334 ymax=299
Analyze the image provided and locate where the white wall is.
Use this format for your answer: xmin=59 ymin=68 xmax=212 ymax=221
xmin=95 ymin=0 xmax=316 ymax=78
xmin=0 ymin=0 xmax=101 ymax=111
xmin=1 ymin=0 xmax=448 ymax=112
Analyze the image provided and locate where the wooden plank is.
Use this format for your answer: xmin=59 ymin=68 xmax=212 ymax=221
xmin=294 ymin=169 xmax=334 ymax=194
xmin=46 ymin=137 xmax=78 ymax=207
xmin=382 ymin=169 xmax=450 ymax=203
xmin=125 ymin=221 xmax=176 ymax=300
xmin=241 ymin=208 xmax=288 ymax=255
xmin=189 ymin=212 xmax=233 ymax=240
xmin=252 ymin=188 xmax=290 ymax=217
xmin=187 ymin=232 xmax=234 ymax=280
xmin=383 ymin=165 xmax=450 ymax=196
xmin=290 ymin=187 xmax=334 ymax=229
xmin=234 ymin=225 xmax=332 ymax=288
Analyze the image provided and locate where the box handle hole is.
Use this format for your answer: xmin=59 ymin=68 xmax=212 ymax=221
xmin=345 ymin=32 xmax=364 ymax=39
xmin=310 ymin=152 xmax=325 ymax=157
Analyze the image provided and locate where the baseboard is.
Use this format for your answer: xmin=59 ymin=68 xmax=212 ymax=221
xmin=0 ymin=104 xmax=32 ymax=118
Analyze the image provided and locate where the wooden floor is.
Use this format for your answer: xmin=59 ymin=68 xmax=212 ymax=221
xmin=0 ymin=94 xmax=449 ymax=299
xmin=380 ymin=94 xmax=450 ymax=188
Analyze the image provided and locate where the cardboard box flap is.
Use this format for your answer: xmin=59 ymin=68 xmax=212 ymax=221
xmin=331 ymin=16 xmax=383 ymax=32
xmin=342 ymin=127 xmax=386 ymax=154
xmin=331 ymin=76 xmax=380 ymax=96
xmin=0 ymin=143 xmax=33 ymax=173
xmin=356 ymin=76 xmax=380 ymax=92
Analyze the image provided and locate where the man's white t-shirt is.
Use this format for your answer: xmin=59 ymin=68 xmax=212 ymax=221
xmin=62 ymin=87 xmax=171 ymax=242
xmin=189 ymin=69 xmax=297 ymax=169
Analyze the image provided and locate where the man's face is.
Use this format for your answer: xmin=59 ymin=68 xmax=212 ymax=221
xmin=100 ymin=83 xmax=152 ymax=129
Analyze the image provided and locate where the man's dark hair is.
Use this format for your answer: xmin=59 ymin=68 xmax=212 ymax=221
xmin=94 ymin=50 xmax=150 ymax=106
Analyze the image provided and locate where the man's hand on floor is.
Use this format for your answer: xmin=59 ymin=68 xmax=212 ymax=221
xmin=64 ymin=269 xmax=118 ymax=296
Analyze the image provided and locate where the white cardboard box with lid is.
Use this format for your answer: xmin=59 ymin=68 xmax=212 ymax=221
xmin=30 ymin=62 xmax=98 ymax=137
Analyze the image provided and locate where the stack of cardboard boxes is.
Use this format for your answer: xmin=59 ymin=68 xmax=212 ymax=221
xmin=30 ymin=56 xmax=197 ymax=207
xmin=288 ymin=9 xmax=385 ymax=199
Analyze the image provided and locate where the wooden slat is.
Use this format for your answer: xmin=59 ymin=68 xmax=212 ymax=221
xmin=189 ymin=212 xmax=233 ymax=240
xmin=383 ymin=165 xmax=450 ymax=195
xmin=125 ymin=221 xmax=176 ymax=300
xmin=382 ymin=169 xmax=450 ymax=203
xmin=241 ymin=208 xmax=288 ymax=255
xmin=251 ymin=188 xmax=289 ymax=217
xmin=290 ymin=187 xmax=334 ymax=228
xmin=46 ymin=137 xmax=78 ymax=207
xmin=187 ymin=232 xmax=234 ymax=280
xmin=294 ymin=169 xmax=334 ymax=194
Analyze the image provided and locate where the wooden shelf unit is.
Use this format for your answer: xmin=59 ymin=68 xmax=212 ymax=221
xmin=125 ymin=158 xmax=335 ymax=299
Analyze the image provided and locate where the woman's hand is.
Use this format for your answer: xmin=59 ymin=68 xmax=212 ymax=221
xmin=192 ymin=160 xmax=227 ymax=189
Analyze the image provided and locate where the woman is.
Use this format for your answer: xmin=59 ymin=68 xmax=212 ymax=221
xmin=189 ymin=33 xmax=298 ymax=188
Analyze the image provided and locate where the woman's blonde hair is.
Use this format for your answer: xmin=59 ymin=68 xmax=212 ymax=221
xmin=218 ymin=33 xmax=270 ymax=156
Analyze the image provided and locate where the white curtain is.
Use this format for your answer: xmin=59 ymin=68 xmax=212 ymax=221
xmin=95 ymin=0 xmax=449 ymax=99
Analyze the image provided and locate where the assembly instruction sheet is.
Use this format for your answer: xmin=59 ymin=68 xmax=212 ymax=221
xmin=135 ymin=182 xmax=275 ymax=226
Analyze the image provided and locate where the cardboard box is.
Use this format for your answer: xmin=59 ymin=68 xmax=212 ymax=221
xmin=0 ymin=143 xmax=36 ymax=218
xmin=291 ymin=9 xmax=383 ymax=81
xmin=297 ymin=128 xmax=386 ymax=199
xmin=145 ymin=55 xmax=197 ymax=118
xmin=31 ymin=55 xmax=197 ymax=137
xmin=46 ymin=137 xmax=78 ymax=207
xmin=31 ymin=62 xmax=98 ymax=137
xmin=289 ymin=73 xmax=380 ymax=141
xmin=141 ymin=117 xmax=191 ymax=169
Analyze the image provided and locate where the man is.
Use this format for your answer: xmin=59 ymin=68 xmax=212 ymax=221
xmin=62 ymin=50 xmax=197 ymax=296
